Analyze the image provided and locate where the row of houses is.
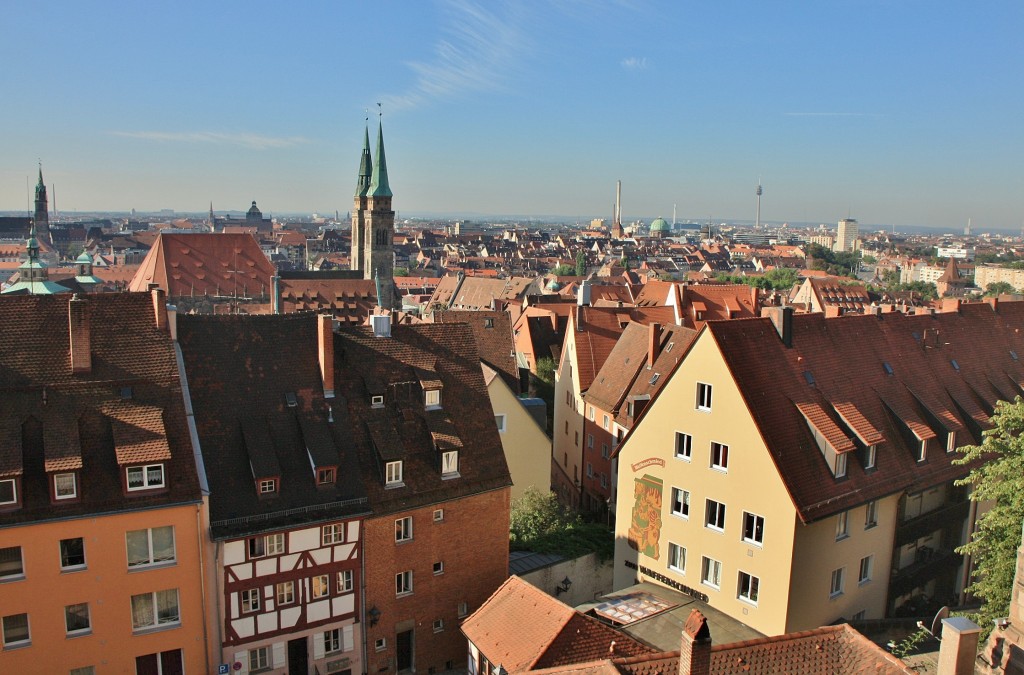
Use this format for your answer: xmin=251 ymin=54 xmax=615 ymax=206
xmin=0 ymin=291 xmax=512 ymax=675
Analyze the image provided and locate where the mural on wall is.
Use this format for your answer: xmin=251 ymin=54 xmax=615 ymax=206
xmin=627 ymin=473 xmax=663 ymax=560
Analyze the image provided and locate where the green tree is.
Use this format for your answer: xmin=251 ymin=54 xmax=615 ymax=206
xmin=551 ymin=264 xmax=574 ymax=276
xmin=986 ymin=281 xmax=1017 ymax=297
xmin=509 ymin=488 xmax=614 ymax=560
xmin=954 ymin=397 xmax=1024 ymax=634
xmin=575 ymin=250 xmax=587 ymax=277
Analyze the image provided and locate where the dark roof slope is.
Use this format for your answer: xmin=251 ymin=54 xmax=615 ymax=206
xmin=0 ymin=293 xmax=201 ymax=527
xmin=435 ymin=309 xmax=520 ymax=393
xmin=334 ymin=322 xmax=512 ymax=516
xmin=708 ymin=301 xmax=1024 ymax=522
xmin=177 ymin=313 xmax=368 ymax=538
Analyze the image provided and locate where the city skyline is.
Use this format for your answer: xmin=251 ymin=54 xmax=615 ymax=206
xmin=2 ymin=1 xmax=1021 ymax=230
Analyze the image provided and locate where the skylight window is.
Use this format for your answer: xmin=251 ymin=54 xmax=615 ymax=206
xmin=803 ymin=371 xmax=816 ymax=386
xmin=883 ymin=362 xmax=894 ymax=376
xmin=950 ymin=359 xmax=960 ymax=372
xmin=285 ymin=392 xmax=298 ymax=408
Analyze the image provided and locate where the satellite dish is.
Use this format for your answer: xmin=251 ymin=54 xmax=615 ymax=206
xmin=931 ymin=606 xmax=951 ymax=637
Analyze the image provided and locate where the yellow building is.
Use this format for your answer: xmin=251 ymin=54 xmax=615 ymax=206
xmin=615 ymin=302 xmax=1020 ymax=634
xmin=0 ymin=292 xmax=213 ymax=674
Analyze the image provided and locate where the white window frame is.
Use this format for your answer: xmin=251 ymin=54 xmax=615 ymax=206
xmin=674 ymin=432 xmax=692 ymax=460
xmin=602 ymin=414 xmax=610 ymax=430
xmin=395 ymin=516 xmax=413 ymax=542
xmin=701 ymin=556 xmax=722 ymax=589
xmin=2 ymin=612 xmax=30 ymax=647
xmin=738 ymin=571 xmax=760 ymax=605
xmin=325 ymin=627 xmax=343 ymax=654
xmin=668 ymin=542 xmax=686 ymax=573
xmin=54 ymin=472 xmax=77 ymax=500
xmin=433 ymin=561 xmax=444 ymax=575
xmin=710 ymin=442 xmax=729 ymax=472
xmin=385 ymin=461 xmax=403 ymax=487
xmin=742 ymin=512 xmax=765 ymax=546
xmin=947 ymin=432 xmax=957 ymax=453
xmin=424 ymin=389 xmax=441 ymax=409
xmin=918 ymin=439 xmax=928 ymax=462
xmin=0 ymin=546 xmax=24 ymax=580
xmin=836 ymin=511 xmax=849 ymax=540
xmin=835 ymin=451 xmax=848 ymax=478
xmin=457 ymin=602 xmax=468 ymax=618
xmin=64 ymin=602 xmax=91 ymax=635
xmin=247 ymin=533 xmax=283 ymax=559
xmin=312 ymin=574 xmax=330 ymax=599
xmin=276 ymin=581 xmax=295 ymax=605
xmin=258 ymin=478 xmax=277 ymax=494
xmin=249 ymin=646 xmax=270 ymax=671
xmin=858 ymin=555 xmax=873 ymax=584
xmin=865 ymin=444 xmax=877 ymax=469
xmin=433 ymin=618 xmax=444 ymax=633
xmin=396 ymin=570 xmax=413 ymax=596
xmin=60 ymin=537 xmax=86 ymax=570
xmin=441 ymin=450 xmax=460 ymax=477
xmin=865 ymin=501 xmax=878 ymax=529
xmin=696 ymin=382 xmax=713 ymax=411
xmin=338 ymin=569 xmax=354 ymax=592
xmin=130 ymin=589 xmax=180 ymax=631
xmin=705 ymin=499 xmax=726 ymax=532
xmin=240 ymin=588 xmax=260 ymax=613
xmin=375 ymin=638 xmax=387 ymax=651
xmin=371 ymin=395 xmax=384 ymax=408
xmin=433 ymin=508 xmax=444 ymax=522
xmin=0 ymin=478 xmax=16 ymax=505
xmin=494 ymin=414 xmax=506 ymax=433
xmin=126 ymin=526 xmax=176 ymax=568
xmin=830 ymin=567 xmax=845 ymax=598
xmin=670 ymin=487 xmax=689 ymax=519
xmin=317 ymin=467 xmax=336 ymax=485
xmin=126 ymin=463 xmax=165 ymax=491
xmin=322 ymin=523 xmax=345 ymax=545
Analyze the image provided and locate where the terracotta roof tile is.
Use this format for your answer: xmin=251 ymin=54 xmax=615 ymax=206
xmin=107 ymin=403 xmax=172 ymax=465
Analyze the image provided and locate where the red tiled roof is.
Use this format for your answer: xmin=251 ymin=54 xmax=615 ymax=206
xmin=128 ymin=232 xmax=276 ymax=297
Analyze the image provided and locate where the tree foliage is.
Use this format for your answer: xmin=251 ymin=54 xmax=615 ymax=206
xmin=575 ymin=250 xmax=588 ymax=277
xmin=550 ymin=264 xmax=574 ymax=276
xmin=509 ymin=488 xmax=614 ymax=560
xmin=954 ymin=397 xmax=1024 ymax=634
xmin=714 ymin=267 xmax=800 ymax=291
xmin=805 ymin=243 xmax=861 ymax=278
xmin=986 ymin=281 xmax=1017 ymax=297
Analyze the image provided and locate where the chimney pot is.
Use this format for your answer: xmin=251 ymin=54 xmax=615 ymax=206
xmin=648 ymin=322 xmax=662 ymax=368
xmin=679 ymin=610 xmax=712 ymax=675
xmin=152 ymin=287 xmax=167 ymax=331
xmin=936 ymin=617 xmax=981 ymax=675
xmin=318 ymin=314 xmax=336 ymax=398
xmin=68 ymin=295 xmax=92 ymax=374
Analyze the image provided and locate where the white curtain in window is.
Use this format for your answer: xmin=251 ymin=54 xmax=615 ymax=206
xmin=152 ymin=527 xmax=175 ymax=563
xmin=131 ymin=593 xmax=154 ymax=629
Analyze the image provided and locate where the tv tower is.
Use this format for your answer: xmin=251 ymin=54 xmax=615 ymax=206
xmin=755 ymin=179 xmax=763 ymax=228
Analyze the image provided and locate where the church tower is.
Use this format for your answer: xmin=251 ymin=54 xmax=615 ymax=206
xmin=362 ymin=119 xmax=396 ymax=310
xmin=350 ymin=125 xmax=372 ymax=274
xmin=33 ymin=164 xmax=50 ymax=245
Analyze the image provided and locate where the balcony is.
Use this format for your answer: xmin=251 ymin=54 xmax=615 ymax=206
xmin=889 ymin=547 xmax=962 ymax=599
xmin=895 ymin=498 xmax=970 ymax=548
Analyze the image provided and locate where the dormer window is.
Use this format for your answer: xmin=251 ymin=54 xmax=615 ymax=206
xmin=918 ymin=439 xmax=928 ymax=463
xmin=441 ymin=450 xmax=460 ymax=478
xmin=54 ymin=473 xmax=77 ymax=500
xmin=258 ymin=478 xmax=278 ymax=494
xmin=0 ymin=479 xmax=18 ymax=507
xmin=424 ymin=389 xmax=441 ymax=410
xmin=385 ymin=461 xmax=404 ymax=488
xmin=865 ymin=444 xmax=877 ymax=470
xmin=317 ymin=467 xmax=336 ymax=485
xmin=946 ymin=432 xmax=957 ymax=453
xmin=127 ymin=464 xmax=165 ymax=491
xmin=835 ymin=452 xmax=848 ymax=478
xmin=371 ymin=395 xmax=385 ymax=408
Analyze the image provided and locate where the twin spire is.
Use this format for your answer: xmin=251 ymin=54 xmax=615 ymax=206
xmin=354 ymin=116 xmax=391 ymax=199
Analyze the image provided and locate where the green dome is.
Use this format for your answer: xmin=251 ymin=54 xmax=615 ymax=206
xmin=650 ymin=217 xmax=669 ymax=232
xmin=75 ymin=251 xmax=92 ymax=263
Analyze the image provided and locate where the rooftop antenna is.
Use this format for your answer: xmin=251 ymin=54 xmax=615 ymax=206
xmin=755 ymin=179 xmax=763 ymax=228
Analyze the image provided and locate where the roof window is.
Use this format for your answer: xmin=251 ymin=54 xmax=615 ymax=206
xmin=285 ymin=392 xmax=298 ymax=408
xmin=882 ymin=362 xmax=894 ymax=376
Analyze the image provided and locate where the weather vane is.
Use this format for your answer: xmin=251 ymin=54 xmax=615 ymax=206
xmin=377 ymin=102 xmax=382 ymax=118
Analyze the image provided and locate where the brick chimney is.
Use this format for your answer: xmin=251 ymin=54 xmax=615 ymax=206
xmin=761 ymin=306 xmax=793 ymax=348
xmin=318 ymin=314 xmax=335 ymax=399
xmin=936 ymin=617 xmax=981 ymax=675
xmin=68 ymin=295 xmax=91 ymax=374
xmin=648 ymin=322 xmax=662 ymax=369
xmin=152 ymin=287 xmax=167 ymax=331
xmin=679 ymin=610 xmax=712 ymax=675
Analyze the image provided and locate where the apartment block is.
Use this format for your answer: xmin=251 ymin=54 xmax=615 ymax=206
xmin=614 ymin=301 xmax=1021 ymax=634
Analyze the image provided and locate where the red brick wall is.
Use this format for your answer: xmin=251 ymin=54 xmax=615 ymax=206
xmin=364 ymin=487 xmax=511 ymax=674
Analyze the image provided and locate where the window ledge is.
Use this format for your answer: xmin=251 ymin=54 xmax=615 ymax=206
xmin=384 ymin=481 xmax=406 ymax=490
xmin=705 ymin=526 xmax=725 ymax=533
xmin=865 ymin=522 xmax=878 ymax=530
xmin=859 ymin=579 xmax=872 ymax=587
xmin=132 ymin=622 xmax=181 ymax=636
xmin=2 ymin=641 xmax=31 ymax=650
xmin=700 ymin=582 xmax=720 ymax=591
xmin=60 ymin=566 xmax=88 ymax=574
xmin=0 ymin=574 xmax=26 ymax=583
xmin=738 ymin=597 xmax=758 ymax=607
xmin=441 ymin=472 xmax=461 ymax=481
xmin=835 ymin=534 xmax=850 ymax=542
xmin=66 ymin=629 xmax=93 ymax=639
xmin=127 ymin=560 xmax=177 ymax=573
xmin=674 ymin=455 xmax=692 ymax=462
xmin=710 ymin=466 xmax=728 ymax=474
xmin=670 ymin=513 xmax=689 ymax=520
xmin=742 ymin=539 xmax=764 ymax=548
xmin=829 ymin=592 xmax=844 ymax=600
xmin=396 ymin=591 xmax=413 ymax=598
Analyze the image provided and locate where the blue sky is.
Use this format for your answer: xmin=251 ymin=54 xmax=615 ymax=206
xmin=1 ymin=1 xmax=1021 ymax=230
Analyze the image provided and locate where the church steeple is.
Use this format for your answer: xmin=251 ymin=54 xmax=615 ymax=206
xmin=355 ymin=124 xmax=373 ymax=197
xmin=33 ymin=162 xmax=50 ymax=244
xmin=369 ymin=121 xmax=392 ymax=198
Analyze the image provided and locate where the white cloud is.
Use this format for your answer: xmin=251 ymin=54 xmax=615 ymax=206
xmin=381 ymin=0 xmax=528 ymax=111
xmin=621 ymin=56 xmax=647 ymax=70
xmin=109 ymin=131 xmax=310 ymax=150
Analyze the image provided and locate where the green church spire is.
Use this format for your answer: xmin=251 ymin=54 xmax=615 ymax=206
xmin=369 ymin=120 xmax=392 ymax=198
xmin=355 ymin=124 xmax=373 ymax=197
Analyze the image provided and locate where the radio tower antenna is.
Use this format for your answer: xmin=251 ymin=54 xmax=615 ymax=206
xmin=755 ymin=178 xmax=763 ymax=228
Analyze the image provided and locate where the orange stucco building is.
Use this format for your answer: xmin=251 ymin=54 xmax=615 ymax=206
xmin=0 ymin=292 xmax=213 ymax=674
